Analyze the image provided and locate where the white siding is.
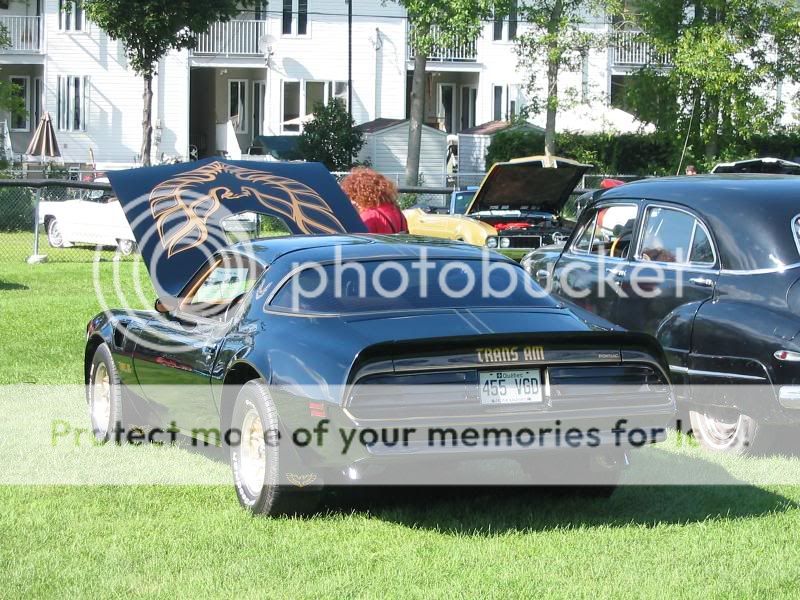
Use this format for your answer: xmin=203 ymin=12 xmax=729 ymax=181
xmin=358 ymin=122 xmax=447 ymax=184
xmin=458 ymin=134 xmax=490 ymax=174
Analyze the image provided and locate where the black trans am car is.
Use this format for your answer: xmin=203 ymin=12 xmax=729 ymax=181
xmin=526 ymin=175 xmax=800 ymax=454
xmin=85 ymin=159 xmax=675 ymax=515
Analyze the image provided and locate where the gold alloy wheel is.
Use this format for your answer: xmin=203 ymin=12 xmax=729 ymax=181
xmin=239 ymin=407 xmax=267 ymax=497
xmin=91 ymin=362 xmax=112 ymax=436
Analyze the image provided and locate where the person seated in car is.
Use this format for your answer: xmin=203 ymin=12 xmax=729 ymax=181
xmin=340 ymin=167 xmax=409 ymax=234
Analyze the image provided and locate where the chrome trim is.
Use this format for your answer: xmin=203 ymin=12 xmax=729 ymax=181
xmin=670 ymin=365 xmax=766 ymax=381
xmin=719 ymin=262 xmax=800 ymax=276
xmin=792 ymin=212 xmax=800 ymax=258
xmin=635 ymin=203 xmax=718 ymax=268
xmin=568 ymin=202 xmax=639 ymax=257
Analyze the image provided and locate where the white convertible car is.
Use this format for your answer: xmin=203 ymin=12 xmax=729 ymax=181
xmin=39 ymin=178 xmax=137 ymax=255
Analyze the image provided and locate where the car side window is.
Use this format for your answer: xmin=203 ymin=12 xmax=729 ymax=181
xmin=571 ymin=205 xmax=638 ymax=258
xmin=181 ymin=255 xmax=264 ymax=320
xmin=639 ymin=206 xmax=714 ymax=265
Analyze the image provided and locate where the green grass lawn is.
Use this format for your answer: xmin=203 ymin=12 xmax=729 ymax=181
xmin=2 ymin=242 xmax=800 ymax=598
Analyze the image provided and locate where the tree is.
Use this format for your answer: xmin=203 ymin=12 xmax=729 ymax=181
xmin=83 ymin=0 xmax=256 ymax=166
xmin=514 ymin=1 xmax=613 ymax=156
xmin=398 ymin=1 xmax=503 ymax=185
xmin=297 ymin=99 xmax=365 ymax=171
xmin=624 ymin=0 xmax=800 ymax=166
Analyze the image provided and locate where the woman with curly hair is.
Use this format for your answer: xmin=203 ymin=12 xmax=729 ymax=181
xmin=340 ymin=167 xmax=409 ymax=234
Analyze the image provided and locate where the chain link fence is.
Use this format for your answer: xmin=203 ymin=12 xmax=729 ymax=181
xmin=0 ymin=179 xmax=125 ymax=265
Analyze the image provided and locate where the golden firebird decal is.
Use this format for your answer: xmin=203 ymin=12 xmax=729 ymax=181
xmin=149 ymin=161 xmax=347 ymax=258
xmin=477 ymin=346 xmax=545 ymax=363
xmin=286 ymin=473 xmax=318 ymax=488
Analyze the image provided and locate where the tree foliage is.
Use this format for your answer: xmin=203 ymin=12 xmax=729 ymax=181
xmin=83 ymin=0 xmax=257 ymax=164
xmin=396 ymin=1 xmax=505 ymax=185
xmin=297 ymin=99 xmax=365 ymax=171
xmin=623 ymin=0 xmax=800 ymax=165
xmin=514 ymin=1 xmax=615 ymax=155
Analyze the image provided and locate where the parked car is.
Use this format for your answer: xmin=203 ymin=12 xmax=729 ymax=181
xmin=87 ymin=158 xmax=675 ymax=515
xmin=39 ymin=177 xmax=137 ymax=255
xmin=525 ymin=175 xmax=800 ymax=454
xmin=711 ymin=157 xmax=800 ymax=174
xmin=405 ymin=156 xmax=591 ymax=260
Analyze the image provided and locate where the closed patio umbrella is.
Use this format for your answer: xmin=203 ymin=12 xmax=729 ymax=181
xmin=26 ymin=112 xmax=60 ymax=159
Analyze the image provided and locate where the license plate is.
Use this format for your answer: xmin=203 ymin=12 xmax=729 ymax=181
xmin=479 ymin=370 xmax=544 ymax=405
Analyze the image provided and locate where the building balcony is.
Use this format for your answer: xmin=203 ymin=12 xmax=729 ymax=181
xmin=0 ymin=16 xmax=43 ymax=54
xmin=408 ymin=26 xmax=477 ymax=63
xmin=612 ymin=30 xmax=672 ymax=67
xmin=193 ymin=19 xmax=266 ymax=57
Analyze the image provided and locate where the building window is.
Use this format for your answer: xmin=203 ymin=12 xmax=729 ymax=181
xmin=493 ymin=1 xmax=518 ymax=42
xmin=298 ymin=0 xmax=308 ymax=35
xmin=33 ymin=77 xmax=43 ymax=125
xmin=254 ymin=0 xmax=268 ymax=20
xmin=228 ymin=80 xmax=248 ymax=134
xmin=283 ymin=80 xmax=347 ymax=134
xmin=59 ymin=1 xmax=85 ymax=32
xmin=253 ymin=81 xmax=266 ymax=139
xmin=493 ymin=85 xmax=503 ymax=121
xmin=581 ymin=51 xmax=590 ymax=102
xmin=9 ymin=76 xmax=30 ymax=132
xmin=493 ymin=14 xmax=504 ymax=41
xmin=282 ymin=81 xmax=301 ymax=132
xmin=57 ymin=75 xmax=87 ymax=132
xmin=282 ymin=0 xmax=292 ymax=35
xmin=282 ymin=0 xmax=310 ymax=36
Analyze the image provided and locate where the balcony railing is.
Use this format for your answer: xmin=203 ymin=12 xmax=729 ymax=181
xmin=0 ymin=16 xmax=42 ymax=53
xmin=613 ymin=30 xmax=672 ymax=67
xmin=194 ymin=19 xmax=266 ymax=57
xmin=408 ymin=26 xmax=477 ymax=63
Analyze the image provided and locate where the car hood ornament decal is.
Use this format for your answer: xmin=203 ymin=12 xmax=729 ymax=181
xmin=107 ymin=158 xmax=366 ymax=299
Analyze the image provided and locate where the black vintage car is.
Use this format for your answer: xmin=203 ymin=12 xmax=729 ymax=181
xmin=526 ymin=175 xmax=800 ymax=454
xmin=85 ymin=158 xmax=675 ymax=515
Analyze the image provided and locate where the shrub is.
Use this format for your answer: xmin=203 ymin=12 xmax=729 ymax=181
xmin=0 ymin=187 xmax=34 ymax=232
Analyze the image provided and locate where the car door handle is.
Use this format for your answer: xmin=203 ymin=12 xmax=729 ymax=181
xmin=689 ymin=277 xmax=715 ymax=288
xmin=536 ymin=269 xmax=549 ymax=280
xmin=606 ymin=268 xmax=626 ymax=279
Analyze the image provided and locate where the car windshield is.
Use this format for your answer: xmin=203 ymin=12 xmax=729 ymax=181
xmin=270 ymin=259 xmax=556 ymax=314
xmin=453 ymin=192 xmax=475 ymax=214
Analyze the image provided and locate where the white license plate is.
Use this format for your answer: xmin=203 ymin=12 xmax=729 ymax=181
xmin=479 ymin=370 xmax=544 ymax=405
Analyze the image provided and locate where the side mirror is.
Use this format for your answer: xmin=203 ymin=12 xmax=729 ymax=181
xmin=154 ymin=297 xmax=177 ymax=314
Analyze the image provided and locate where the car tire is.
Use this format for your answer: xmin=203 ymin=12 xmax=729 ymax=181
xmin=47 ymin=218 xmax=64 ymax=248
xmin=229 ymin=380 xmax=320 ymax=516
xmin=87 ymin=343 xmax=123 ymax=443
xmin=689 ymin=409 xmax=761 ymax=455
xmin=116 ymin=239 xmax=136 ymax=256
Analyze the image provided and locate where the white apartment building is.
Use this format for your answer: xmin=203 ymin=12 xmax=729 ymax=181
xmin=0 ymin=0 xmax=692 ymax=167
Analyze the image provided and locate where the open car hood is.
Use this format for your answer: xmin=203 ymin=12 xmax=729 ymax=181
xmin=467 ymin=156 xmax=591 ymax=215
xmin=107 ymin=158 xmax=366 ymax=299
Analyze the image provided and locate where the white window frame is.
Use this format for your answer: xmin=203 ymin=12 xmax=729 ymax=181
xmin=33 ymin=77 xmax=43 ymax=126
xmin=281 ymin=79 xmax=301 ymax=134
xmin=492 ymin=85 xmax=505 ymax=121
xmin=282 ymin=79 xmax=346 ymax=134
xmin=228 ymin=79 xmax=248 ymax=134
xmin=59 ymin=0 xmax=86 ymax=33
xmin=437 ymin=83 xmax=456 ymax=134
xmin=252 ymin=80 xmax=266 ymax=139
xmin=9 ymin=76 xmax=30 ymax=132
xmin=328 ymin=81 xmax=348 ymax=110
xmin=57 ymin=75 xmax=88 ymax=132
xmin=281 ymin=0 xmax=311 ymax=37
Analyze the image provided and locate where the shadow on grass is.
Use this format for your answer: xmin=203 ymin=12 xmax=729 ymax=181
xmin=171 ymin=435 xmax=798 ymax=532
xmin=0 ymin=280 xmax=29 ymax=291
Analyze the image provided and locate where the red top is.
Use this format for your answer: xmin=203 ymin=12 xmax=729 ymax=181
xmin=360 ymin=203 xmax=409 ymax=234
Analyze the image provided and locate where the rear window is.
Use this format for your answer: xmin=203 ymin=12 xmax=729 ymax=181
xmin=270 ymin=259 xmax=555 ymax=313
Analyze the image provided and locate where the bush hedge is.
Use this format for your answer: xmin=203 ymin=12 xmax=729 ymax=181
xmin=0 ymin=187 xmax=34 ymax=232
xmin=485 ymin=129 xmax=800 ymax=176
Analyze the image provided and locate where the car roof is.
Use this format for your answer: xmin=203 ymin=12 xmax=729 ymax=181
xmin=228 ymin=234 xmax=516 ymax=265
xmin=595 ymin=175 xmax=800 ymax=271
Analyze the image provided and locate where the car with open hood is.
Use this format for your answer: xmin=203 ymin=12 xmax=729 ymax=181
xmin=404 ymin=156 xmax=591 ymax=260
xmin=84 ymin=158 xmax=674 ymax=516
